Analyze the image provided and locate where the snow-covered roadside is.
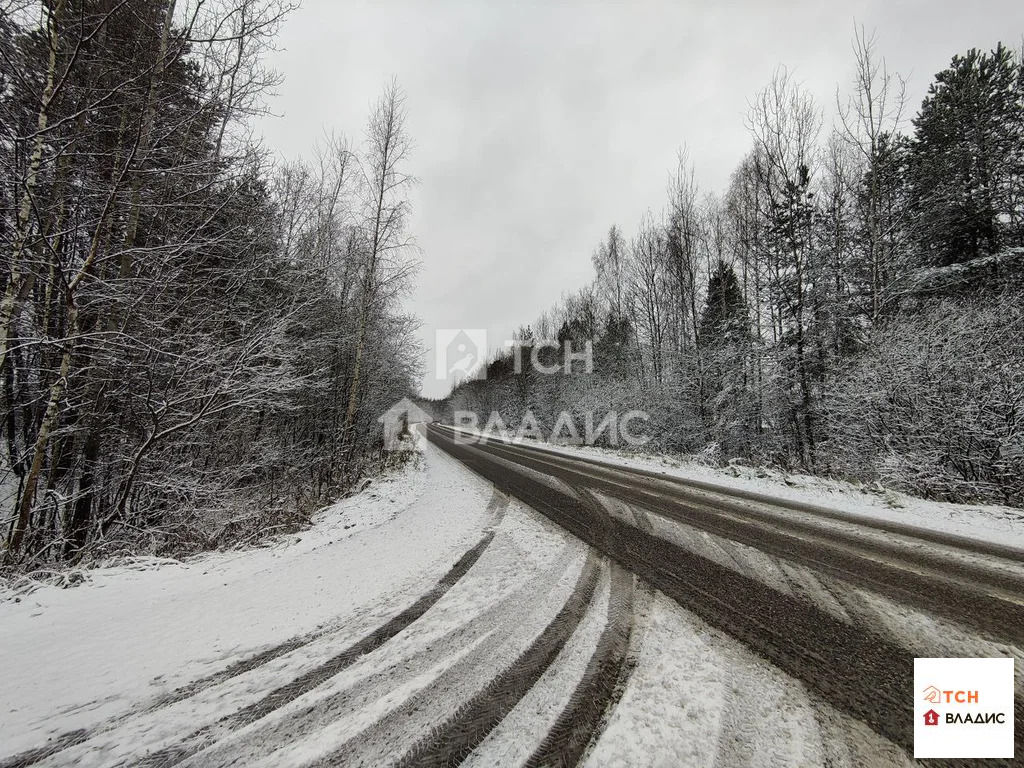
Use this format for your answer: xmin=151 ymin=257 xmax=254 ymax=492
xmin=2 ymin=423 xmax=1003 ymax=766
xmin=32 ymin=490 xmax=585 ymax=768
xmin=0 ymin=447 xmax=494 ymax=757
xmin=460 ymin=563 xmax=611 ymax=767
xmin=586 ymin=592 xmax=913 ymax=768
xmin=443 ymin=427 xmax=1024 ymax=551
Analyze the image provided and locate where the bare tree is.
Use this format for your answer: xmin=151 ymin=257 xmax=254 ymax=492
xmin=663 ymin=150 xmax=704 ymax=355
xmin=342 ymin=81 xmax=417 ymax=465
xmin=747 ymin=67 xmax=823 ymax=467
xmin=591 ymin=224 xmax=627 ymax=325
xmin=626 ymin=214 xmax=668 ymax=385
xmin=836 ymin=24 xmax=908 ymax=320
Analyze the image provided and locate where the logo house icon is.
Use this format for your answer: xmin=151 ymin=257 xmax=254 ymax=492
xmin=378 ymin=398 xmax=433 ymax=452
xmin=924 ymin=709 xmax=940 ymax=726
xmin=923 ymin=685 xmax=941 ymax=704
xmin=435 ymin=329 xmax=486 ymax=382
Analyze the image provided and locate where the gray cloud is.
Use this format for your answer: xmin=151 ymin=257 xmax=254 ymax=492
xmin=258 ymin=0 xmax=1024 ymax=398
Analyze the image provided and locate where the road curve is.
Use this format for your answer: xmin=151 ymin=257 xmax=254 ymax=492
xmin=426 ymin=423 xmax=1024 ymax=768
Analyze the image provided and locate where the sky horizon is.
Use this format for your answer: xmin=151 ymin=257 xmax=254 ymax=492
xmin=257 ymin=0 xmax=1024 ymax=399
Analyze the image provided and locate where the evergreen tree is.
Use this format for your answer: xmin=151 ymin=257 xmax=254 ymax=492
xmin=909 ymin=44 xmax=1024 ymax=266
xmin=699 ymin=260 xmax=749 ymax=346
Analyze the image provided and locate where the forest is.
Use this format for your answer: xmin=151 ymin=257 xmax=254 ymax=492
xmin=443 ymin=32 xmax=1024 ymax=508
xmin=0 ymin=0 xmax=421 ymax=569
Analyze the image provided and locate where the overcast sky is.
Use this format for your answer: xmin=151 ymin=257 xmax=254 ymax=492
xmin=257 ymin=0 xmax=1023 ymax=399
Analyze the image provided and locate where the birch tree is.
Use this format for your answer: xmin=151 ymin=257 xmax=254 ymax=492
xmin=342 ymin=81 xmax=416 ymax=467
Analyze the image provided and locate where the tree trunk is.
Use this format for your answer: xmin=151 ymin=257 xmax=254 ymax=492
xmin=0 ymin=0 xmax=67 ymax=375
xmin=4 ymin=307 xmax=76 ymax=561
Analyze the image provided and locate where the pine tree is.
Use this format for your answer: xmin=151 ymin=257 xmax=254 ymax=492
xmin=909 ymin=44 xmax=1024 ymax=267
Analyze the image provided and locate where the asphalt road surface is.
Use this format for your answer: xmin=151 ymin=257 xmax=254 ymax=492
xmin=425 ymin=423 xmax=1024 ymax=768
xmin=4 ymin=427 xmax=1021 ymax=768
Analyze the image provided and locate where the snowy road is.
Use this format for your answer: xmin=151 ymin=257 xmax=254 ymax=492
xmin=1 ymin=430 xmax=1021 ymax=767
xmin=425 ymin=424 xmax=1024 ymax=767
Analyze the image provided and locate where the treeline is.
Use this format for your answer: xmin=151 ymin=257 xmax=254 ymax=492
xmin=445 ymin=32 xmax=1024 ymax=507
xmin=0 ymin=1 xmax=420 ymax=569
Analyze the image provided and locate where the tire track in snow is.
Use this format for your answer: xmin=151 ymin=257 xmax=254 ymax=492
xmin=500 ymin=484 xmax=639 ymax=768
xmin=3 ymin=491 xmax=511 ymax=768
xmin=0 ymin=633 xmax=346 ymax=768
xmin=223 ymin=490 xmax=508 ymax=730
xmin=327 ymin=552 xmax=602 ymax=768
xmin=127 ymin=529 xmax=500 ymax=767
xmin=0 ymin=730 xmax=90 ymax=768
xmin=226 ymin=531 xmax=498 ymax=729
xmin=160 ymin=538 xmax=584 ymax=767
xmin=25 ymin=522 xmax=503 ymax=767
xmin=524 ymin=560 xmax=636 ymax=768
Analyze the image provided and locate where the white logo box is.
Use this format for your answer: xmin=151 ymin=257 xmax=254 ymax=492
xmin=914 ymin=657 xmax=1015 ymax=759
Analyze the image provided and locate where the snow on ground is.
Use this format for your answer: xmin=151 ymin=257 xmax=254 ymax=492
xmin=0 ymin=428 xmax=967 ymax=767
xmin=460 ymin=562 xmax=611 ymax=767
xmin=242 ymin=520 xmax=586 ymax=768
xmin=447 ymin=426 xmax=1024 ymax=551
xmin=0 ymin=447 xmax=494 ymax=757
xmin=586 ymin=591 xmax=913 ymax=768
xmin=612 ymin=482 xmax=1024 ymax=692
xmin=844 ymin=587 xmax=1024 ymax=695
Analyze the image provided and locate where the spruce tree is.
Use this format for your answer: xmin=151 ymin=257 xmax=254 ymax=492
xmin=699 ymin=260 xmax=749 ymax=346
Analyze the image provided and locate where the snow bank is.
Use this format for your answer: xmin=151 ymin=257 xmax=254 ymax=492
xmin=0 ymin=448 xmax=494 ymax=757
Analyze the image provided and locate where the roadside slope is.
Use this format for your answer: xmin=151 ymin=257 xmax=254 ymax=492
xmin=0 ymin=449 xmax=493 ymax=756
